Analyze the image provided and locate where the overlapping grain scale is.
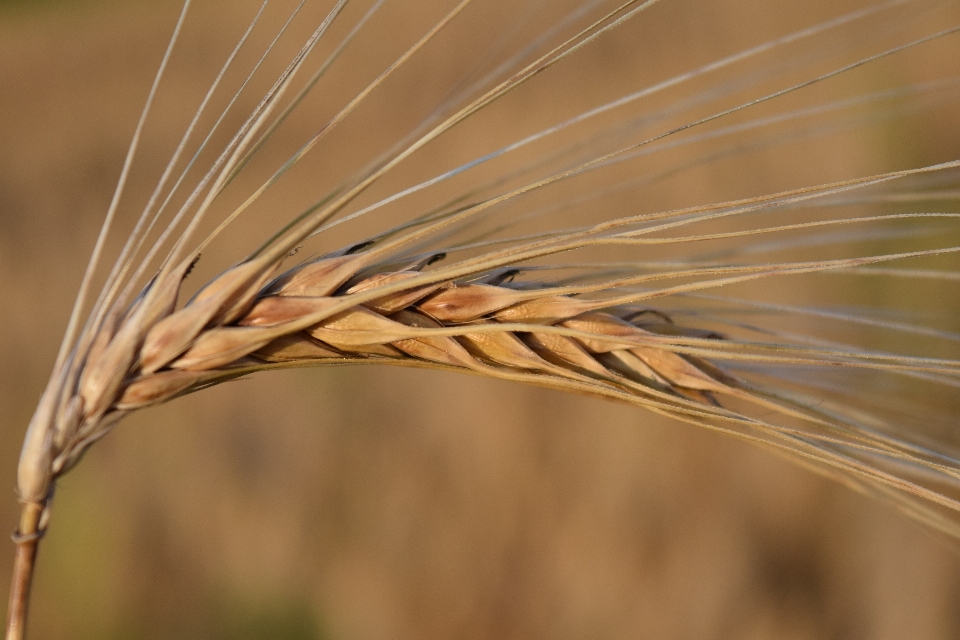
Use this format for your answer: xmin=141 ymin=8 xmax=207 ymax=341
xmin=117 ymin=370 xmax=216 ymax=411
xmin=263 ymin=272 xmax=731 ymax=403
xmin=417 ymin=284 xmax=529 ymax=322
xmin=521 ymin=332 xmax=613 ymax=378
xmin=458 ymin=327 xmax=558 ymax=372
xmin=109 ymin=261 xmax=737 ymax=418
xmin=140 ymin=256 xmax=289 ymax=373
xmin=563 ymin=312 xmax=733 ymax=393
xmin=346 ymin=271 xmax=444 ymax=314
xmin=494 ymin=296 xmax=599 ymax=324
xmin=138 ymin=249 xmax=384 ymax=373
xmin=268 ymin=252 xmax=376 ymax=297
xmin=76 ymin=260 xmax=188 ymax=408
xmin=390 ymin=309 xmax=489 ymax=371
xmin=252 ymin=334 xmax=343 ymax=363
xmin=172 ymin=326 xmax=287 ymax=371
xmin=309 ymin=306 xmax=425 ymax=348
xmin=434 ymin=290 xmax=729 ymax=397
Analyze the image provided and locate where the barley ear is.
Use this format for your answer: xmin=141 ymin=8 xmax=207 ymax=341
xmin=7 ymin=0 xmax=960 ymax=635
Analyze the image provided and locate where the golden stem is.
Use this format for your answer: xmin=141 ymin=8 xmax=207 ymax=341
xmin=5 ymin=501 xmax=45 ymax=640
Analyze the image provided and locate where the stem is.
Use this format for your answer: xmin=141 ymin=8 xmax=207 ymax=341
xmin=5 ymin=502 xmax=45 ymax=640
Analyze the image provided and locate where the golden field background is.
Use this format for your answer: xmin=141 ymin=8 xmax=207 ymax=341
xmin=1 ymin=0 xmax=960 ymax=638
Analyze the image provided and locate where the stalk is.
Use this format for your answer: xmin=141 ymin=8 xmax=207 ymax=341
xmin=5 ymin=501 xmax=45 ymax=640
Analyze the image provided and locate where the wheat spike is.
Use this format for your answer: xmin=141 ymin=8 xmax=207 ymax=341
xmin=6 ymin=0 xmax=960 ymax=637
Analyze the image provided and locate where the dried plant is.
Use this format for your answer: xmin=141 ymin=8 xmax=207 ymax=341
xmin=5 ymin=0 xmax=960 ymax=637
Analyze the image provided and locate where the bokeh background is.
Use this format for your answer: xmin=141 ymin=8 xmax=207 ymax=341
xmin=2 ymin=0 xmax=960 ymax=638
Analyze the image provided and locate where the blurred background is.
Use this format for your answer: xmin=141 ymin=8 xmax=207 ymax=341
xmin=2 ymin=0 xmax=960 ymax=638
